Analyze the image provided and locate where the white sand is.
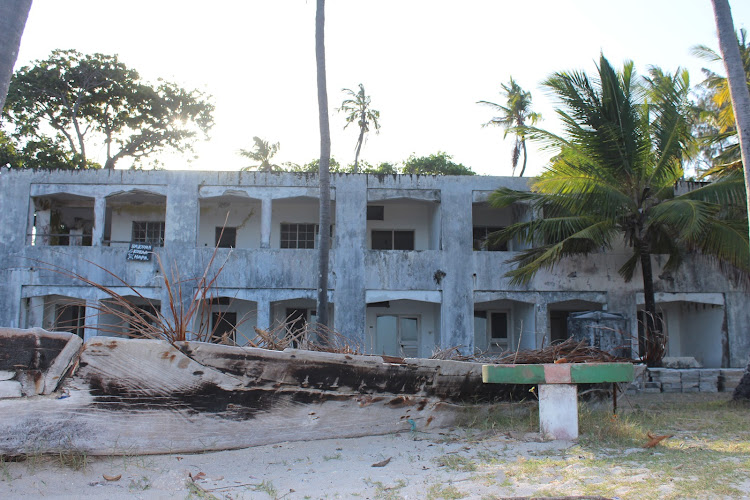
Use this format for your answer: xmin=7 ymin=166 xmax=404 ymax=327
xmin=2 ymin=428 xmax=573 ymax=499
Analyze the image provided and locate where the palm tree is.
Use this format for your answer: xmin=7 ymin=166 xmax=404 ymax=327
xmin=238 ymin=137 xmax=281 ymax=172
xmin=489 ymin=55 xmax=749 ymax=367
xmin=315 ymin=0 xmax=331 ymax=329
xmin=710 ymin=0 xmax=750 ymax=400
xmin=338 ymin=83 xmax=380 ymax=173
xmin=0 ymin=0 xmax=32 ymax=112
xmin=692 ymin=28 xmax=750 ymax=169
xmin=478 ymin=77 xmax=540 ymax=176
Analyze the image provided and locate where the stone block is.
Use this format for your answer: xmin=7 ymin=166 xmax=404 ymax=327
xmin=662 ymin=357 xmax=702 ymax=369
xmin=720 ymin=369 xmax=744 ymax=392
xmin=643 ymin=381 xmax=661 ymax=393
xmin=698 ymin=370 xmax=719 ymax=392
xmin=0 ymin=380 xmax=22 ymax=398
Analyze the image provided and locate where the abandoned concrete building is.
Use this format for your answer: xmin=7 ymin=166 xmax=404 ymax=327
xmin=0 ymin=168 xmax=747 ymax=368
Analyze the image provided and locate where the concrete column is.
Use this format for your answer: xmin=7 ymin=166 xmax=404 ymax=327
xmin=28 ymin=296 xmax=45 ymax=328
xmin=84 ymin=299 xmax=100 ymax=341
xmin=92 ymin=196 xmax=106 ymax=246
xmin=439 ymin=186 xmax=475 ymax=354
xmin=260 ymin=197 xmax=272 ymax=249
xmin=256 ymin=300 xmax=271 ymax=331
xmin=332 ymin=176 xmax=366 ymax=343
xmin=535 ymin=300 xmax=549 ymax=349
xmin=539 ymin=384 xmax=578 ymax=440
xmin=36 ymin=209 xmax=50 ymax=246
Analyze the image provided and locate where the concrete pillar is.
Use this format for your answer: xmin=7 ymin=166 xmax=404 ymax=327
xmin=535 ymin=300 xmax=549 ymax=349
xmin=257 ymin=300 xmax=271 ymax=331
xmin=539 ymin=384 xmax=578 ymax=440
xmin=332 ymin=176 xmax=366 ymax=343
xmin=260 ymin=197 xmax=272 ymax=249
xmin=84 ymin=299 xmax=100 ymax=341
xmin=92 ymin=196 xmax=106 ymax=246
xmin=28 ymin=296 xmax=45 ymax=328
xmin=36 ymin=209 xmax=50 ymax=246
xmin=439 ymin=186 xmax=474 ymax=354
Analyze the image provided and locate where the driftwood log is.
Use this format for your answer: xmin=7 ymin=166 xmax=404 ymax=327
xmin=0 ymin=328 xmax=516 ymax=456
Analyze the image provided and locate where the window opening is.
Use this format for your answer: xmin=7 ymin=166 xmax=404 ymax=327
xmin=215 ymin=227 xmax=237 ymax=248
xmin=371 ymin=230 xmax=415 ymax=250
xmin=473 ymin=226 xmax=507 ymax=251
xmin=132 ymin=221 xmax=165 ymax=247
xmin=211 ymin=311 xmax=237 ymax=343
xmin=367 ymin=205 xmax=384 ymax=221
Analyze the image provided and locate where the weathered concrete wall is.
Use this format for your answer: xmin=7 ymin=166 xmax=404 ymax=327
xmin=1 ymin=168 xmax=747 ymax=366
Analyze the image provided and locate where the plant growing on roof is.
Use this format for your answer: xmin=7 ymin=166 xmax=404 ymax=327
xmin=489 ymin=54 xmax=749 ymax=366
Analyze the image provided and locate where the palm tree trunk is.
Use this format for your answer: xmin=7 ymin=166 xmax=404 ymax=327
xmin=315 ymin=0 xmax=331 ymax=329
xmin=640 ymin=248 xmax=664 ymax=367
xmin=0 ymin=0 xmax=32 ymax=112
xmin=353 ymin=127 xmax=364 ymax=173
xmin=711 ymin=0 xmax=750 ymax=243
xmin=712 ymin=0 xmax=750 ymax=398
xmin=519 ymin=138 xmax=528 ymax=177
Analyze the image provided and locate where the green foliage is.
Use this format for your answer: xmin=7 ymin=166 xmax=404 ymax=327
xmin=692 ymin=28 xmax=750 ymax=171
xmin=402 ymin=152 xmax=475 ymax=175
xmin=239 ymin=136 xmax=281 ymax=171
xmin=2 ymin=49 xmax=214 ymax=170
xmin=490 ymin=55 xmax=748 ymax=364
xmin=478 ymin=77 xmax=541 ymax=176
xmin=338 ymin=83 xmax=380 ymax=171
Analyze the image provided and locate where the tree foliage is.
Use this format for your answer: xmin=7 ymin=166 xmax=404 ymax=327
xmin=238 ymin=136 xmax=281 ymax=171
xmin=490 ymin=55 xmax=748 ymax=366
xmin=401 ymin=152 xmax=475 ymax=175
xmin=2 ymin=49 xmax=214 ymax=169
xmin=338 ymin=83 xmax=380 ymax=172
xmin=478 ymin=77 xmax=540 ymax=176
xmin=692 ymin=28 xmax=750 ymax=171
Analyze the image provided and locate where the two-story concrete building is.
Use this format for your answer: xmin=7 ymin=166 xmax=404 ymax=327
xmin=0 ymin=168 xmax=747 ymax=367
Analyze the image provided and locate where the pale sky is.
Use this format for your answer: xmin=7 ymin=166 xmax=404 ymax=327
xmin=14 ymin=1 xmax=750 ymax=176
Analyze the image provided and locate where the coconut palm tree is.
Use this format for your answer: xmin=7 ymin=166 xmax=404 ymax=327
xmin=692 ymin=28 xmax=750 ymax=169
xmin=478 ymin=77 xmax=540 ymax=176
xmin=0 ymin=0 xmax=32 ymax=112
xmin=710 ymin=0 xmax=750 ymax=400
xmin=315 ymin=0 xmax=331 ymax=329
xmin=238 ymin=137 xmax=281 ymax=172
xmin=338 ymin=83 xmax=380 ymax=173
xmin=489 ymin=55 xmax=749 ymax=366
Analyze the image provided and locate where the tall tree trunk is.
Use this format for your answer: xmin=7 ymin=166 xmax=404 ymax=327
xmin=640 ymin=248 xmax=664 ymax=367
xmin=711 ymin=0 xmax=750 ymax=241
xmin=711 ymin=0 xmax=750 ymax=399
xmin=0 ymin=0 xmax=32 ymax=112
xmin=353 ymin=127 xmax=364 ymax=173
xmin=315 ymin=0 xmax=331 ymax=329
xmin=519 ymin=138 xmax=528 ymax=177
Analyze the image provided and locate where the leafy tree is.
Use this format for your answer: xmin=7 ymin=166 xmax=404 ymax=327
xmin=359 ymin=160 xmax=397 ymax=174
xmin=478 ymin=77 xmax=541 ymax=176
xmin=710 ymin=0 xmax=750 ymax=400
xmin=402 ymin=152 xmax=475 ymax=175
xmin=238 ymin=136 xmax=281 ymax=171
xmin=2 ymin=49 xmax=214 ymax=169
xmin=489 ymin=55 xmax=748 ymax=366
xmin=692 ymin=28 xmax=750 ymax=170
xmin=315 ymin=0 xmax=331 ymax=329
xmin=0 ymin=0 xmax=32 ymax=112
xmin=338 ymin=83 xmax=380 ymax=173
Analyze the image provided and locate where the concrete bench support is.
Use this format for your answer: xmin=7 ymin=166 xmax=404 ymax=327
xmin=482 ymin=362 xmax=634 ymax=441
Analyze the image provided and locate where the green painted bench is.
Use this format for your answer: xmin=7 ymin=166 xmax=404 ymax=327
xmin=482 ymin=362 xmax=634 ymax=440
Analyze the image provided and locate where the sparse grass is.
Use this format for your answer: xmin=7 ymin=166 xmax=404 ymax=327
xmin=128 ymin=475 xmax=151 ymax=491
xmin=323 ymin=452 xmax=342 ymax=461
xmin=56 ymin=449 xmax=89 ymax=471
xmin=435 ymin=454 xmax=477 ymax=472
xmin=363 ymin=478 xmax=407 ymax=499
xmin=426 ymin=483 xmax=466 ymax=499
xmin=250 ymin=479 xmax=278 ymax=498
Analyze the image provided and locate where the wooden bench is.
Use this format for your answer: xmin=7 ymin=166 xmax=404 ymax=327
xmin=482 ymin=363 xmax=634 ymax=440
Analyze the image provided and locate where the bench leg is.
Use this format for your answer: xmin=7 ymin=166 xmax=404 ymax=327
xmin=538 ymin=384 xmax=578 ymax=440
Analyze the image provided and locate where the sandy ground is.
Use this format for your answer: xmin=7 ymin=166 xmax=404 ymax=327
xmin=2 ymin=428 xmax=582 ymax=499
xmin=3 ymin=394 xmax=749 ymax=499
